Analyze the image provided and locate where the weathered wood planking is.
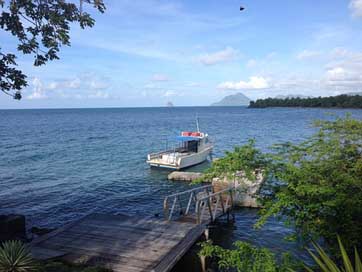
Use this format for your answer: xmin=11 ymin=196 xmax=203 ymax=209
xmin=31 ymin=213 xmax=206 ymax=272
xmin=30 ymin=185 xmax=236 ymax=272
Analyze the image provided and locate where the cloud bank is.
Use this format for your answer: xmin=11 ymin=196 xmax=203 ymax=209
xmin=198 ymin=47 xmax=239 ymax=65
xmin=218 ymin=76 xmax=270 ymax=90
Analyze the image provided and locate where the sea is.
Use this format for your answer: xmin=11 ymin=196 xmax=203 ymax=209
xmin=1 ymin=106 xmax=362 ymax=270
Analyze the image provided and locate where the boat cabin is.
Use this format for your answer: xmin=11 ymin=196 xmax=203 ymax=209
xmin=175 ymin=131 xmax=206 ymax=154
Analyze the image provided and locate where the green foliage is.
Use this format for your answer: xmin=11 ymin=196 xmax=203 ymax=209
xmin=303 ymin=236 xmax=362 ymax=272
xmin=199 ymin=240 xmax=301 ymax=272
xmin=249 ymin=95 xmax=362 ymax=109
xmin=0 ymin=0 xmax=105 ymax=99
xmin=196 ymin=139 xmax=269 ymax=183
xmin=258 ymin=115 xmax=362 ymax=256
xmin=199 ymin=115 xmax=362 ymax=259
xmin=0 ymin=240 xmax=37 ymax=272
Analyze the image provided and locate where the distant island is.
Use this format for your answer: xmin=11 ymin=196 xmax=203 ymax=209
xmin=211 ymin=92 xmax=250 ymax=106
xmin=166 ymin=101 xmax=174 ymax=107
xmin=249 ymin=94 xmax=362 ymax=109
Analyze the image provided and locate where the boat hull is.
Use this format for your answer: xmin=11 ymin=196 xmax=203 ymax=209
xmin=147 ymin=147 xmax=212 ymax=170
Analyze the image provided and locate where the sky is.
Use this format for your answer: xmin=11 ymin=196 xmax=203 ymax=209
xmin=1 ymin=0 xmax=362 ymax=109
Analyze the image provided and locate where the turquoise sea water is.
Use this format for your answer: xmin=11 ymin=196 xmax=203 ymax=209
xmin=1 ymin=106 xmax=362 ymax=269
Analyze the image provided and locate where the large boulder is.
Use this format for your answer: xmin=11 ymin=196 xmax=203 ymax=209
xmin=0 ymin=214 xmax=27 ymax=242
xmin=168 ymin=171 xmax=203 ymax=182
xmin=212 ymin=170 xmax=265 ymax=208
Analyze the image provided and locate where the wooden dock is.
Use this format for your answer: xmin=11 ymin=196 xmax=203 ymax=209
xmin=31 ymin=185 xmax=235 ymax=272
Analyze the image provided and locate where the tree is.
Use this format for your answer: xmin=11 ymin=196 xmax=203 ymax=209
xmin=248 ymin=95 xmax=362 ymax=109
xmin=197 ymin=139 xmax=269 ymax=183
xmin=257 ymin=115 xmax=362 ymax=256
xmin=199 ymin=115 xmax=362 ymax=258
xmin=199 ymin=240 xmax=300 ymax=272
xmin=0 ymin=0 xmax=105 ymax=100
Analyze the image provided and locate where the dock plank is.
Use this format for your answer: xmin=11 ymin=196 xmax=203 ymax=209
xmin=30 ymin=186 xmax=234 ymax=272
xmin=31 ymin=213 xmax=205 ymax=272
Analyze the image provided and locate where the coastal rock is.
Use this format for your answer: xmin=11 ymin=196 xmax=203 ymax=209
xmin=0 ymin=214 xmax=27 ymax=241
xmin=168 ymin=171 xmax=203 ymax=182
xmin=212 ymin=170 xmax=265 ymax=208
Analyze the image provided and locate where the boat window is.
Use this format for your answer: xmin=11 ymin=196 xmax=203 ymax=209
xmin=187 ymin=140 xmax=198 ymax=153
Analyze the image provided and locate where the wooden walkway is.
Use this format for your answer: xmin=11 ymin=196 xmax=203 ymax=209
xmin=31 ymin=185 xmax=235 ymax=272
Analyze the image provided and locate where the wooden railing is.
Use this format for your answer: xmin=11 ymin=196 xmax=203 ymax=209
xmin=163 ymin=185 xmax=235 ymax=224
xmin=163 ymin=185 xmax=213 ymax=221
xmin=195 ymin=187 xmax=234 ymax=224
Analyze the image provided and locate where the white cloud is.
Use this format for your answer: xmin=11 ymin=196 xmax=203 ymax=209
xmin=330 ymin=47 xmax=349 ymax=58
xmin=246 ymin=59 xmax=258 ymax=68
xmin=296 ymin=50 xmax=321 ymax=60
xmin=25 ymin=73 xmax=112 ymax=100
xmin=198 ymin=47 xmax=239 ymax=65
xmin=89 ymin=79 xmax=109 ymax=90
xmin=323 ymin=66 xmax=362 ymax=90
xmin=46 ymin=74 xmax=110 ymax=92
xmin=218 ymin=76 xmax=270 ymax=90
xmin=144 ymin=83 xmax=159 ymax=89
xmin=151 ymin=74 xmax=170 ymax=82
xmin=162 ymin=90 xmax=184 ymax=97
xmin=349 ymin=0 xmax=362 ymax=17
xmin=163 ymin=90 xmax=176 ymax=97
xmin=322 ymin=49 xmax=362 ymax=90
xmin=88 ymin=91 xmax=110 ymax=99
xmin=66 ymin=78 xmax=82 ymax=89
xmin=186 ymin=82 xmax=203 ymax=87
xmin=26 ymin=78 xmax=47 ymax=100
xmin=325 ymin=67 xmax=346 ymax=80
xmin=245 ymin=52 xmax=278 ymax=69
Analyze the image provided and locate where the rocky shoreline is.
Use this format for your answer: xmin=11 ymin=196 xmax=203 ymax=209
xmin=167 ymin=170 xmax=265 ymax=208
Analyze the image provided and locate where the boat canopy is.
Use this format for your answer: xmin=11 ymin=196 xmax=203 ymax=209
xmin=176 ymin=136 xmax=201 ymax=142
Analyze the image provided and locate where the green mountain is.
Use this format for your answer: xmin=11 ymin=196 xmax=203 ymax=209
xmin=211 ymin=92 xmax=251 ymax=106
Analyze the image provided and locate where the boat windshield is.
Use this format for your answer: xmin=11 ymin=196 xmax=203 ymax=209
xmin=173 ymin=140 xmax=198 ymax=153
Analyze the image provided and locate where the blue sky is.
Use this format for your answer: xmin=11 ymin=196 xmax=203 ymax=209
xmin=1 ymin=0 xmax=362 ymax=108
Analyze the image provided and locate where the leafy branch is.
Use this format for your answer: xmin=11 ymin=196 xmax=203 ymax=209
xmin=0 ymin=0 xmax=105 ymax=99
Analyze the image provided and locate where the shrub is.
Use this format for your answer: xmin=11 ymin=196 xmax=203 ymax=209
xmin=0 ymin=240 xmax=37 ymax=272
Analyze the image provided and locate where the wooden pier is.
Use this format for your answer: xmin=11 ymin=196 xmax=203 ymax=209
xmin=31 ymin=185 xmax=235 ymax=272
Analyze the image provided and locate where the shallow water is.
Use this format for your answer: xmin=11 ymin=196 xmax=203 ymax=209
xmin=1 ymin=106 xmax=362 ymax=269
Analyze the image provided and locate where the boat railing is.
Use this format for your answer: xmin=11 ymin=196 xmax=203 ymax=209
xmin=148 ymin=149 xmax=175 ymax=160
xmin=163 ymin=185 xmax=213 ymax=221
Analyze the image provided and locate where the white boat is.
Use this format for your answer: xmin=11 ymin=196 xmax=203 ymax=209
xmin=147 ymin=127 xmax=213 ymax=170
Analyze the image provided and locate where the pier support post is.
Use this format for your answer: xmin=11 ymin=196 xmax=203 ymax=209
xmin=203 ymin=228 xmax=209 ymax=240
xmin=200 ymin=227 xmax=209 ymax=272
xmin=200 ymin=255 xmax=207 ymax=272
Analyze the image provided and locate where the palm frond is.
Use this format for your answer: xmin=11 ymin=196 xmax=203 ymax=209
xmin=0 ymin=240 xmax=37 ymax=272
xmin=305 ymin=236 xmax=362 ymax=272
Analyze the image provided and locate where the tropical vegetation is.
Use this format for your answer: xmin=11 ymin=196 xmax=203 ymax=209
xmin=198 ymin=115 xmax=362 ymax=261
xmin=258 ymin=115 xmax=362 ymax=256
xmin=0 ymin=240 xmax=110 ymax=272
xmin=304 ymin=236 xmax=362 ymax=272
xmin=0 ymin=240 xmax=37 ymax=272
xmin=200 ymin=236 xmax=362 ymax=272
xmin=199 ymin=240 xmax=301 ymax=272
xmin=249 ymin=95 xmax=362 ymax=108
xmin=197 ymin=139 xmax=269 ymax=183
